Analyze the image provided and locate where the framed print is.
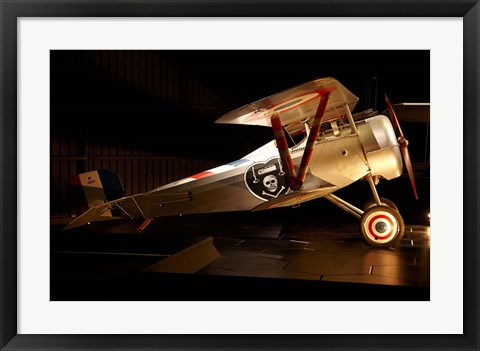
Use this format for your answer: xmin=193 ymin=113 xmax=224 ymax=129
xmin=1 ymin=1 xmax=479 ymax=350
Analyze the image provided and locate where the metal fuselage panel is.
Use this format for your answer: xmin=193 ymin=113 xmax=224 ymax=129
xmin=137 ymin=115 xmax=402 ymax=218
xmin=310 ymin=114 xmax=403 ymax=184
xmin=308 ymin=133 xmax=369 ymax=189
xmin=358 ymin=115 xmax=403 ymax=180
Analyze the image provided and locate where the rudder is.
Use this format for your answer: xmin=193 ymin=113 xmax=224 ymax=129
xmin=66 ymin=170 xmax=124 ymax=216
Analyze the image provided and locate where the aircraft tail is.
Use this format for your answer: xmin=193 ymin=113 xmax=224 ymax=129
xmin=66 ymin=169 xmax=124 ymax=216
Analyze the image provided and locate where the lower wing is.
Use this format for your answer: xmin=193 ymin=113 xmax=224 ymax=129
xmin=251 ymin=186 xmax=337 ymax=211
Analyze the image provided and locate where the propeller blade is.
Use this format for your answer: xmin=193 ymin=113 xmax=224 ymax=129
xmin=384 ymin=93 xmax=404 ymax=138
xmin=385 ymin=93 xmax=419 ymax=200
xmin=400 ymin=143 xmax=419 ymax=200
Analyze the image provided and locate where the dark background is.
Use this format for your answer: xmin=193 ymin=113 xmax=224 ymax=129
xmin=51 ymin=50 xmax=430 ymax=222
xmin=50 ymin=50 xmax=430 ymax=301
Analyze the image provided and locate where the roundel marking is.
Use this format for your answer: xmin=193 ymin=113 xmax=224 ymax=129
xmin=368 ymin=214 xmax=395 ymax=240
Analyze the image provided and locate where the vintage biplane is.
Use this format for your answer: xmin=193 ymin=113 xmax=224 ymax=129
xmin=64 ymin=77 xmax=420 ymax=247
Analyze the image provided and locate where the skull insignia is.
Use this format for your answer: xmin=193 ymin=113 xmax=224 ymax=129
xmin=263 ymin=175 xmax=278 ymax=192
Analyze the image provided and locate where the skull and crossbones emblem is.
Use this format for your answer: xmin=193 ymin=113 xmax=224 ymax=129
xmin=244 ymin=157 xmax=289 ymax=201
xmin=260 ymin=172 xmax=286 ymax=199
xmin=263 ymin=175 xmax=278 ymax=192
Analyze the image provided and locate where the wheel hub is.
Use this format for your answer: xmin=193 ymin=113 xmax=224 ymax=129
xmin=376 ymin=222 xmax=387 ymax=232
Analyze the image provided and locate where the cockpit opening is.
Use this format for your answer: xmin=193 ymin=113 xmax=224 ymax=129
xmin=284 ymin=121 xmax=308 ymax=148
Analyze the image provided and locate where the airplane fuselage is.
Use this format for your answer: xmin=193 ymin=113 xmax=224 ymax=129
xmin=63 ymin=77 xmax=414 ymax=249
xmin=136 ymin=115 xmax=403 ymax=218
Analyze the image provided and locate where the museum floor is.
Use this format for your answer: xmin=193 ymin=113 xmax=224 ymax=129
xmin=51 ymin=205 xmax=430 ymax=301
xmin=198 ymin=221 xmax=430 ymax=287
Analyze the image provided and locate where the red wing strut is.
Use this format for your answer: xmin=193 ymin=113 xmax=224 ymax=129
xmin=270 ymin=88 xmax=333 ymax=191
xmin=271 ymin=111 xmax=297 ymax=189
xmin=294 ymin=89 xmax=332 ymax=190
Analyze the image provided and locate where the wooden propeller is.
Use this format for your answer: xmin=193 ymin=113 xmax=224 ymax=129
xmin=385 ymin=93 xmax=419 ymax=200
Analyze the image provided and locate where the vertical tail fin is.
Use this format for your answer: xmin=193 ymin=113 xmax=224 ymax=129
xmin=66 ymin=170 xmax=124 ymax=216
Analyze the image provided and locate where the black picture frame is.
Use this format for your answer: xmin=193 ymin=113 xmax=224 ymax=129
xmin=1 ymin=1 xmax=478 ymax=350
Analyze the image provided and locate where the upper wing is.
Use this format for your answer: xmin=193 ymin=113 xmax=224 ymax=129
xmin=215 ymin=77 xmax=358 ymax=127
xmin=381 ymin=103 xmax=430 ymax=123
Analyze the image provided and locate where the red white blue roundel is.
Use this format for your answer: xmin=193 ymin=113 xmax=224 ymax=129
xmin=362 ymin=211 xmax=398 ymax=243
xmin=244 ymin=157 xmax=289 ymax=201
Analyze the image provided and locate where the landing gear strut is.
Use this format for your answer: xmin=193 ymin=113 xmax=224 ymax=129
xmin=325 ymin=173 xmax=405 ymax=247
xmin=363 ymin=197 xmax=399 ymax=212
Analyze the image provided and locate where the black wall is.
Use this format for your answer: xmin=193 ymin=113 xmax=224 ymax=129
xmin=51 ymin=50 xmax=429 ymax=218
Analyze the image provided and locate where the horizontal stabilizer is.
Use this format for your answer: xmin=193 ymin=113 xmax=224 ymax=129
xmin=63 ymin=190 xmax=194 ymax=230
xmin=63 ymin=194 xmax=145 ymax=230
xmin=251 ymin=186 xmax=337 ymax=211
xmin=63 ymin=204 xmax=116 ymax=230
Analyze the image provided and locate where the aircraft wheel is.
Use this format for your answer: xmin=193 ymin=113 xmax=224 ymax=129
xmin=359 ymin=205 xmax=404 ymax=247
xmin=363 ymin=197 xmax=399 ymax=212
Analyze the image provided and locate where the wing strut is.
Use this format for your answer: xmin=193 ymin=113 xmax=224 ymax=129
xmin=294 ymin=89 xmax=331 ymax=190
xmin=270 ymin=88 xmax=332 ymax=191
xmin=271 ymin=111 xmax=297 ymax=189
